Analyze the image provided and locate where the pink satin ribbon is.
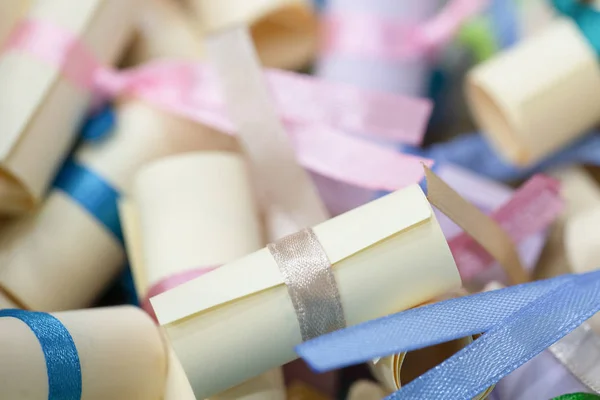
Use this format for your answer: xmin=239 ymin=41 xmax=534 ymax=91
xmin=450 ymin=175 xmax=564 ymax=281
xmin=321 ymin=0 xmax=489 ymax=60
xmin=3 ymin=20 xmax=432 ymax=193
xmin=141 ymin=266 xmax=218 ymax=319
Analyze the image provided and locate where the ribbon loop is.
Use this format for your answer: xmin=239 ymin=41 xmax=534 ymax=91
xmin=268 ymin=228 xmax=346 ymax=341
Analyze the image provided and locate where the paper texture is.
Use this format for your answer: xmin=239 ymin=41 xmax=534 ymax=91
xmin=346 ymin=381 xmax=388 ymax=400
xmin=0 ymin=0 xmax=137 ymax=214
xmin=121 ymin=152 xmax=285 ymax=400
xmin=0 ymin=0 xmax=30 ymax=47
xmin=0 ymin=100 xmax=224 ymax=311
xmin=151 ymin=184 xmax=461 ymax=398
xmin=183 ymin=0 xmax=317 ymax=69
xmin=467 ymin=18 xmax=600 ymax=166
xmin=0 ymin=306 xmax=166 ymax=400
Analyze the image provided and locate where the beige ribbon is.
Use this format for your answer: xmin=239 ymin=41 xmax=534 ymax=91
xmin=424 ymin=166 xmax=528 ymax=285
xmin=268 ymin=228 xmax=346 ymax=341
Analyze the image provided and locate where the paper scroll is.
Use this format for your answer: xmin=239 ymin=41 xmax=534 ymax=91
xmin=182 ymin=0 xmax=317 ymax=69
xmin=0 ymin=306 xmax=166 ymax=399
xmin=120 ymin=152 xmax=286 ymax=400
xmin=346 ymin=381 xmax=388 ymax=400
xmin=151 ymin=184 xmax=461 ymax=398
xmin=0 ymin=0 xmax=30 ymax=47
xmin=0 ymin=100 xmax=216 ymax=311
xmin=317 ymin=0 xmax=443 ymax=96
xmin=466 ymin=18 xmax=600 ymax=166
xmin=0 ymin=0 xmax=137 ymax=214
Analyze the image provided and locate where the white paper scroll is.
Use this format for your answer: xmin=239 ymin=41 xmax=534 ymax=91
xmin=0 ymin=0 xmax=138 ymax=214
xmin=0 ymin=100 xmax=219 ymax=311
xmin=467 ymin=18 xmax=600 ymax=166
xmin=0 ymin=306 xmax=166 ymax=400
xmin=182 ymin=0 xmax=317 ymax=69
xmin=121 ymin=152 xmax=286 ymax=400
xmin=151 ymin=184 xmax=461 ymax=398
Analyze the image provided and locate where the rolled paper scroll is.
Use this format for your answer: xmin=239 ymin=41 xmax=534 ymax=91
xmin=0 ymin=0 xmax=137 ymax=214
xmin=182 ymin=0 xmax=318 ymax=69
xmin=0 ymin=100 xmax=217 ymax=311
xmin=466 ymin=16 xmax=600 ymax=166
xmin=0 ymin=306 xmax=166 ymax=400
xmin=346 ymin=381 xmax=388 ymax=400
xmin=151 ymin=183 xmax=461 ymax=398
xmin=317 ymin=0 xmax=444 ymax=96
xmin=0 ymin=0 xmax=30 ymax=47
xmin=121 ymin=152 xmax=287 ymax=400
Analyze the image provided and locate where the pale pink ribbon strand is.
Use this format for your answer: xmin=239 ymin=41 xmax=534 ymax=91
xmin=142 ymin=266 xmax=218 ymax=320
xmin=4 ymin=19 xmax=431 ymax=150
xmin=450 ymin=175 xmax=564 ymax=281
xmin=321 ymin=0 xmax=490 ymax=60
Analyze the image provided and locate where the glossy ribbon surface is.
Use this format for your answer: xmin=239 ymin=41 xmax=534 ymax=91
xmin=0 ymin=309 xmax=81 ymax=400
xmin=297 ymin=271 xmax=600 ymax=399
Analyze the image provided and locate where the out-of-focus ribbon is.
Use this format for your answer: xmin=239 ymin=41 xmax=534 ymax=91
xmin=0 ymin=309 xmax=82 ymax=400
xmin=3 ymin=18 xmax=432 ymax=169
xmin=552 ymin=0 xmax=600 ymax=54
xmin=297 ymin=270 xmax=600 ymax=399
xmin=449 ymin=174 xmax=563 ymax=282
xmin=321 ymin=0 xmax=490 ymax=60
xmin=553 ymin=394 xmax=600 ymax=400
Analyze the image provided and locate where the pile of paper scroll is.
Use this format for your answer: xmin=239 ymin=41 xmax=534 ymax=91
xmin=0 ymin=0 xmax=599 ymax=399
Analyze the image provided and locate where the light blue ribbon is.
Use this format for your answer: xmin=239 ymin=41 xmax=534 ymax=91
xmin=0 ymin=309 xmax=82 ymax=400
xmin=297 ymin=270 xmax=600 ymax=399
xmin=407 ymin=131 xmax=600 ymax=182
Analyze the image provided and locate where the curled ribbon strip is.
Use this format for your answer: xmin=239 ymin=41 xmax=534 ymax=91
xmin=297 ymin=271 xmax=600 ymax=399
xmin=268 ymin=228 xmax=346 ymax=341
xmin=552 ymin=394 xmax=600 ymax=400
xmin=0 ymin=309 xmax=82 ymax=400
xmin=321 ymin=0 xmax=490 ymax=60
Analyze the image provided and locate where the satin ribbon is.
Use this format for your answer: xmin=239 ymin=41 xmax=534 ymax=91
xmin=141 ymin=266 xmax=217 ymax=317
xmin=553 ymin=394 xmax=600 ymax=400
xmin=419 ymin=132 xmax=600 ymax=183
xmin=0 ymin=309 xmax=82 ymax=400
xmin=448 ymin=174 xmax=563 ymax=282
xmin=321 ymin=0 xmax=490 ymax=60
xmin=3 ymin=18 xmax=432 ymax=153
xmin=552 ymin=0 xmax=600 ymax=54
xmin=297 ymin=271 xmax=600 ymax=399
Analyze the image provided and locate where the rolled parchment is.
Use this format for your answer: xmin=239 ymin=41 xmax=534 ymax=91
xmin=346 ymin=381 xmax=388 ymax=400
xmin=0 ymin=100 xmax=220 ymax=311
xmin=466 ymin=18 xmax=600 ymax=166
xmin=0 ymin=0 xmax=30 ymax=47
xmin=0 ymin=0 xmax=137 ymax=214
xmin=317 ymin=0 xmax=443 ymax=96
xmin=0 ymin=306 xmax=166 ymax=399
xmin=120 ymin=152 xmax=286 ymax=400
xmin=182 ymin=0 xmax=317 ymax=69
xmin=151 ymin=184 xmax=461 ymax=398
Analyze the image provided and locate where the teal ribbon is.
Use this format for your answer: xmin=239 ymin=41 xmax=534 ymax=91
xmin=0 ymin=309 xmax=82 ymax=400
xmin=552 ymin=0 xmax=600 ymax=54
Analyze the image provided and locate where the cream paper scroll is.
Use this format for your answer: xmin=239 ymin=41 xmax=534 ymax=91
xmin=0 ymin=100 xmax=220 ymax=311
xmin=0 ymin=306 xmax=166 ymax=400
xmin=0 ymin=0 xmax=137 ymax=214
xmin=466 ymin=18 xmax=600 ymax=166
xmin=182 ymin=0 xmax=317 ymax=69
xmin=120 ymin=152 xmax=286 ymax=400
xmin=151 ymin=184 xmax=461 ymax=399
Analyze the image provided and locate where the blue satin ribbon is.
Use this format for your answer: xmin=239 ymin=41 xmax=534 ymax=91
xmin=410 ymin=131 xmax=600 ymax=182
xmin=489 ymin=0 xmax=519 ymax=49
xmin=0 ymin=309 xmax=82 ymax=400
xmin=297 ymin=270 xmax=600 ymax=399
